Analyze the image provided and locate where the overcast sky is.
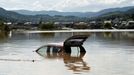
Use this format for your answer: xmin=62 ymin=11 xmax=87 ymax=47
xmin=0 ymin=0 xmax=134 ymax=12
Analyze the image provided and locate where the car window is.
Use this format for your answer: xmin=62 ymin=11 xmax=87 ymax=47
xmin=71 ymin=47 xmax=80 ymax=56
xmin=37 ymin=45 xmax=62 ymax=56
xmin=37 ymin=46 xmax=48 ymax=56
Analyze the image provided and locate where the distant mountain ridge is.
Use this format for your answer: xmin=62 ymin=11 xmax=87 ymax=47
xmin=0 ymin=7 xmax=26 ymax=22
xmin=13 ymin=6 xmax=134 ymax=17
xmin=95 ymin=7 xmax=134 ymax=20
xmin=13 ymin=10 xmax=95 ymax=17
xmin=0 ymin=7 xmax=89 ymax=22
xmin=0 ymin=6 xmax=134 ymax=22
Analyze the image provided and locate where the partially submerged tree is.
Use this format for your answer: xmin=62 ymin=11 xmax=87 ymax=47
xmin=103 ymin=23 xmax=112 ymax=29
xmin=39 ymin=22 xmax=55 ymax=30
xmin=0 ymin=21 xmax=10 ymax=31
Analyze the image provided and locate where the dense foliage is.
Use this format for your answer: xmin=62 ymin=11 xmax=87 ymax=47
xmin=39 ymin=22 xmax=55 ymax=30
xmin=103 ymin=23 xmax=112 ymax=29
xmin=0 ymin=21 xmax=10 ymax=31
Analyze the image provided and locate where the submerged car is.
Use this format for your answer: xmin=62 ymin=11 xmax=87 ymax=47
xmin=36 ymin=35 xmax=89 ymax=53
xmin=35 ymin=35 xmax=90 ymax=73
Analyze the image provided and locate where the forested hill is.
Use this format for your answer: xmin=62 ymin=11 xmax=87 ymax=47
xmin=0 ymin=7 xmax=89 ymax=22
xmin=94 ymin=7 xmax=134 ymax=20
xmin=0 ymin=6 xmax=134 ymax=22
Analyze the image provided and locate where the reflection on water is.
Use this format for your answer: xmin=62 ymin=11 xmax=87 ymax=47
xmin=0 ymin=32 xmax=9 ymax=42
xmin=63 ymin=53 xmax=90 ymax=74
xmin=36 ymin=45 xmax=90 ymax=74
xmin=0 ymin=31 xmax=133 ymax=75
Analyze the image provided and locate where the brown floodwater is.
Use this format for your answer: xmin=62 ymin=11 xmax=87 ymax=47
xmin=0 ymin=31 xmax=133 ymax=75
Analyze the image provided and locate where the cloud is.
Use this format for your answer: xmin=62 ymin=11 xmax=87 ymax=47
xmin=31 ymin=1 xmax=44 ymax=10
xmin=0 ymin=0 xmax=52 ymax=10
xmin=132 ymin=0 xmax=134 ymax=4
xmin=0 ymin=0 xmax=133 ymax=12
xmin=49 ymin=0 xmax=128 ymax=11
xmin=50 ymin=0 xmax=90 ymax=11
xmin=98 ymin=0 xmax=126 ymax=5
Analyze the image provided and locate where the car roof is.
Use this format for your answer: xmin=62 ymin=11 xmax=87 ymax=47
xmin=47 ymin=42 xmax=63 ymax=47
